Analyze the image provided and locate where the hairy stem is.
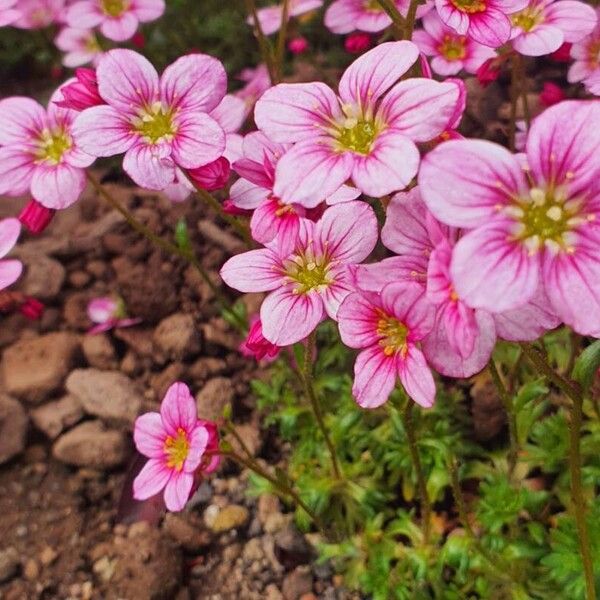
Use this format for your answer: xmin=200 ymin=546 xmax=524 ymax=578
xmin=489 ymin=360 xmax=519 ymax=479
xmin=403 ymin=0 xmax=421 ymax=39
xmin=520 ymin=342 xmax=596 ymax=600
xmin=243 ymin=0 xmax=277 ymax=82
xmin=402 ymin=401 xmax=432 ymax=544
xmin=274 ymin=0 xmax=290 ymax=82
xmin=301 ymin=332 xmax=343 ymax=480
xmin=375 ymin=0 xmax=405 ymax=38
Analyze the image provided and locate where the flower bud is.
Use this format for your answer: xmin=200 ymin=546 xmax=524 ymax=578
xmin=288 ymin=36 xmax=309 ymax=54
xmin=240 ymin=317 xmax=281 ymax=362
xmin=187 ymin=157 xmax=231 ymax=191
xmin=539 ymin=82 xmax=565 ymax=107
xmin=54 ymin=68 xmax=104 ymax=111
xmin=476 ymin=58 xmax=501 ymax=87
xmin=550 ymin=42 xmax=571 ymax=62
xmin=344 ymin=32 xmax=371 ymax=54
xmin=18 ymin=199 xmax=55 ymax=234
xmin=19 ymin=297 xmax=44 ymax=320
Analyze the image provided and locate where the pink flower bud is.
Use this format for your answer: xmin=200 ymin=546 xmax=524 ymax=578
xmin=132 ymin=32 xmax=146 ymax=49
xmin=539 ymin=82 xmax=565 ymax=107
xmin=550 ymin=42 xmax=572 ymax=62
xmin=187 ymin=157 xmax=231 ymax=191
xmin=19 ymin=297 xmax=44 ymax=320
xmin=476 ymin=58 xmax=500 ymax=87
xmin=54 ymin=68 xmax=104 ymax=111
xmin=222 ymin=199 xmax=252 ymax=216
xmin=18 ymin=199 xmax=55 ymax=234
xmin=288 ymin=36 xmax=309 ymax=54
xmin=344 ymin=32 xmax=371 ymax=54
xmin=240 ymin=317 xmax=281 ymax=362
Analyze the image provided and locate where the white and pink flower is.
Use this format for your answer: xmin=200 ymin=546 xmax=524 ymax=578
xmin=55 ymin=27 xmax=103 ymax=68
xmin=248 ymin=0 xmax=323 ymax=35
xmin=568 ymin=8 xmax=600 ymax=91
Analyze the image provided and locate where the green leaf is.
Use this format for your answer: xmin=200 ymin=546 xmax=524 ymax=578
xmin=572 ymin=340 xmax=600 ymax=393
xmin=174 ymin=218 xmax=191 ymax=252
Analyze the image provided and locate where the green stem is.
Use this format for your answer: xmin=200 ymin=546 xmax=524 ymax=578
xmin=301 ymin=332 xmax=343 ymax=480
xmin=274 ymin=0 xmax=290 ymax=83
xmin=489 ymin=360 xmax=519 ymax=479
xmin=375 ymin=0 xmax=405 ymax=38
xmin=243 ymin=0 xmax=277 ymax=83
xmin=403 ymin=0 xmax=421 ymax=39
xmin=401 ymin=401 xmax=432 ymax=544
xmin=520 ymin=342 xmax=596 ymax=600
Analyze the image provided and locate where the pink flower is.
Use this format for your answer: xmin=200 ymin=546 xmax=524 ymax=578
xmin=240 ymin=316 xmax=282 ymax=362
xmin=326 ymin=0 xmax=430 ymax=34
xmin=539 ymin=81 xmax=565 ymax=106
xmin=220 ymin=201 xmax=378 ymax=346
xmin=434 ymin=78 xmax=466 ymax=141
xmin=345 ymin=32 xmax=372 ymax=53
xmin=0 ymin=85 xmax=95 ymax=209
xmin=54 ymin=68 xmax=104 ymax=112
xmin=0 ymin=218 xmax=22 ymax=292
xmin=87 ymin=296 xmax=141 ymax=333
xmin=419 ymin=100 xmax=600 ymax=337
xmin=12 ymin=0 xmax=64 ymax=29
xmin=568 ymin=9 xmax=600 ymax=85
xmin=509 ymin=0 xmax=596 ymax=56
xmin=338 ymin=282 xmax=436 ymax=409
xmin=435 ymin=0 xmax=528 ymax=47
xmin=413 ymin=11 xmax=496 ymax=75
xmin=0 ymin=0 xmax=20 ymax=26
xmin=66 ymin=0 xmax=165 ymax=42
xmin=73 ymin=49 xmax=227 ymax=191
xmin=235 ymin=64 xmax=272 ymax=116
xmin=55 ymin=27 xmax=102 ymax=68
xmin=188 ymin=157 xmax=230 ymax=191
xmin=133 ymin=382 xmax=219 ymax=512
xmin=19 ymin=199 xmax=55 ymax=234
xmin=255 ymin=41 xmax=459 ymax=204
xmin=288 ymin=36 xmax=309 ymax=54
xmin=248 ymin=0 xmax=323 ymax=35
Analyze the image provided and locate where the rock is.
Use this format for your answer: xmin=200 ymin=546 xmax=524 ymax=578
xmin=114 ymin=327 xmax=155 ymax=358
xmin=82 ymin=333 xmax=118 ymax=370
xmin=197 ymin=219 xmax=245 ymax=255
xmin=188 ymin=357 xmax=227 ymax=382
xmin=242 ymin=538 xmax=265 ymax=563
xmin=52 ymin=421 xmax=129 ymax=468
xmin=209 ymin=505 xmax=249 ymax=533
xmin=274 ymin=526 xmax=314 ymax=569
xmin=39 ymin=545 xmax=58 ymax=566
xmin=23 ymin=558 xmax=39 ymax=581
xmin=240 ymin=293 xmax=265 ymax=318
xmin=1 ymin=332 xmax=80 ymax=403
xmin=230 ymin=419 xmax=262 ymax=458
xmin=195 ymin=377 xmax=234 ymax=420
xmin=0 ymin=394 xmax=28 ymax=464
xmin=63 ymin=291 xmax=92 ymax=330
xmin=265 ymin=584 xmax=284 ymax=600
xmin=258 ymin=494 xmax=282 ymax=528
xmin=150 ymin=363 xmax=186 ymax=400
xmin=30 ymin=394 xmax=83 ymax=440
xmin=201 ymin=319 xmax=239 ymax=352
xmin=282 ymin=566 xmax=313 ymax=600
xmin=66 ymin=369 xmax=142 ymax=426
xmin=471 ymin=373 xmax=505 ymax=442
xmin=0 ymin=547 xmax=19 ymax=583
xmin=18 ymin=254 xmax=65 ymax=300
xmin=153 ymin=313 xmax=201 ymax=360
xmin=69 ymin=270 xmax=91 ymax=288
xmin=162 ymin=514 xmax=211 ymax=552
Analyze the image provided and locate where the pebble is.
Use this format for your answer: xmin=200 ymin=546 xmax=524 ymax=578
xmin=30 ymin=395 xmax=84 ymax=440
xmin=282 ymin=566 xmax=313 ymax=600
xmin=0 ymin=394 xmax=28 ymax=465
xmin=0 ymin=547 xmax=19 ymax=583
xmin=209 ymin=505 xmax=250 ymax=533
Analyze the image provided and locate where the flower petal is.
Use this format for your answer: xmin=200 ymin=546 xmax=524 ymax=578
xmin=0 ymin=145 xmax=36 ymax=196
xmin=260 ymin=287 xmax=324 ymax=346
xmin=467 ymin=9 xmax=511 ymax=47
xmin=338 ymin=291 xmax=381 ymax=349
xmin=183 ymin=425 xmax=209 ymax=473
xmin=31 ymin=163 xmax=86 ymax=209
xmin=160 ymin=381 xmax=197 ymax=436
xmin=100 ymin=12 xmax=138 ymax=42
xmin=397 ymin=347 xmax=436 ymax=408
xmin=352 ymin=346 xmax=397 ymax=409
xmin=123 ymin=144 xmax=175 ymax=190
xmin=352 ymin=255 xmax=428 ymax=292
xmin=220 ymin=248 xmax=282 ymax=292
xmin=229 ymin=178 xmax=270 ymax=210
xmin=171 ymin=112 xmax=225 ymax=169
xmin=545 ymin=0 xmax=597 ymax=42
xmin=0 ymin=260 xmax=23 ymax=291
xmin=381 ymin=281 xmax=435 ymax=338
xmin=0 ymin=218 xmax=21 ymax=259
xmin=134 ymin=412 xmax=167 ymax=458
xmin=0 ymin=97 xmax=45 ymax=145
xmin=512 ymin=25 xmax=564 ymax=56
xmin=133 ymin=458 xmax=171 ymax=501
xmin=163 ymin=472 xmax=194 ymax=511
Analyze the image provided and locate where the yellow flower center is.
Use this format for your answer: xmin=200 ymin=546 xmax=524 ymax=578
xmin=101 ymin=0 xmax=129 ymax=17
xmin=450 ymin=0 xmax=486 ymax=14
xmin=439 ymin=35 xmax=467 ymax=61
xmin=164 ymin=427 xmax=190 ymax=471
xmin=336 ymin=117 xmax=379 ymax=155
xmin=36 ymin=128 xmax=72 ymax=165
xmin=511 ymin=6 xmax=544 ymax=31
xmin=377 ymin=312 xmax=409 ymax=357
xmin=132 ymin=102 xmax=177 ymax=144
xmin=284 ymin=248 xmax=333 ymax=294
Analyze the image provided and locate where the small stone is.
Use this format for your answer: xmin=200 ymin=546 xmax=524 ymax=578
xmin=30 ymin=395 xmax=83 ymax=440
xmin=23 ymin=558 xmax=39 ymax=580
xmin=52 ymin=421 xmax=129 ymax=468
xmin=258 ymin=494 xmax=281 ymax=527
xmin=188 ymin=357 xmax=227 ymax=382
xmin=264 ymin=512 xmax=288 ymax=534
xmin=82 ymin=334 xmax=118 ymax=370
xmin=18 ymin=254 xmax=65 ymax=300
xmin=242 ymin=538 xmax=265 ymax=563
xmin=0 ymin=547 xmax=19 ymax=583
xmin=203 ymin=504 xmax=220 ymax=529
xmin=153 ymin=313 xmax=201 ymax=360
xmin=0 ymin=394 xmax=28 ymax=464
xmin=69 ymin=270 xmax=91 ymax=288
xmin=1 ymin=332 xmax=80 ymax=403
xmin=471 ymin=372 xmax=505 ymax=442
xmin=230 ymin=420 xmax=261 ymax=458
xmin=282 ymin=566 xmax=313 ymax=600
xmin=66 ymin=369 xmax=142 ymax=426
xmin=195 ymin=377 xmax=234 ymax=420
xmin=150 ymin=363 xmax=186 ymax=400
xmin=93 ymin=556 xmax=116 ymax=583
xmin=209 ymin=505 xmax=249 ymax=533
xmin=114 ymin=328 xmax=155 ymax=358
xmin=39 ymin=546 xmax=58 ymax=566
xmin=163 ymin=514 xmax=211 ymax=552
xmin=197 ymin=220 xmax=245 ymax=255
xmin=120 ymin=351 xmax=139 ymax=376
xmin=201 ymin=319 xmax=239 ymax=352
xmin=265 ymin=584 xmax=284 ymax=600
xmin=300 ymin=595 xmax=317 ymax=600
xmin=274 ymin=526 xmax=313 ymax=569
xmin=63 ymin=291 xmax=92 ymax=330
xmin=222 ymin=542 xmax=242 ymax=562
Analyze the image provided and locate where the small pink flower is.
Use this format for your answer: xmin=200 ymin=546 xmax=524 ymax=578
xmin=55 ymin=27 xmax=103 ymax=68
xmin=413 ymin=11 xmax=496 ymax=75
xmin=0 ymin=0 xmax=20 ymax=26
xmin=20 ymin=297 xmax=44 ymax=320
xmin=220 ymin=201 xmax=378 ymax=346
xmin=435 ymin=0 xmax=528 ymax=48
xmin=255 ymin=41 xmax=459 ymax=204
xmin=288 ymin=36 xmax=309 ymax=54
xmin=248 ymin=0 xmax=323 ymax=35
xmin=0 ymin=218 xmax=23 ymax=292
xmin=188 ymin=157 xmax=230 ymax=191
xmin=568 ymin=9 xmax=600 ymax=85
xmin=0 ymin=84 xmax=95 ymax=209
xmin=419 ymin=100 xmax=600 ymax=337
xmin=338 ymin=282 xmax=436 ymax=409
xmin=240 ymin=316 xmax=282 ymax=362
xmin=539 ymin=81 xmax=565 ymax=106
xmin=87 ymin=296 xmax=141 ymax=333
xmin=19 ymin=199 xmax=55 ymax=234
xmin=345 ymin=32 xmax=372 ymax=53
xmin=54 ymin=68 xmax=104 ymax=112
xmin=326 ymin=0 xmax=431 ymax=34
xmin=12 ymin=0 xmax=64 ymax=29
xmin=67 ymin=0 xmax=165 ymax=42
xmin=73 ymin=49 xmax=227 ymax=191
xmin=235 ymin=64 xmax=272 ymax=116
xmin=509 ymin=0 xmax=596 ymax=57
xmin=133 ymin=382 xmax=219 ymax=512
